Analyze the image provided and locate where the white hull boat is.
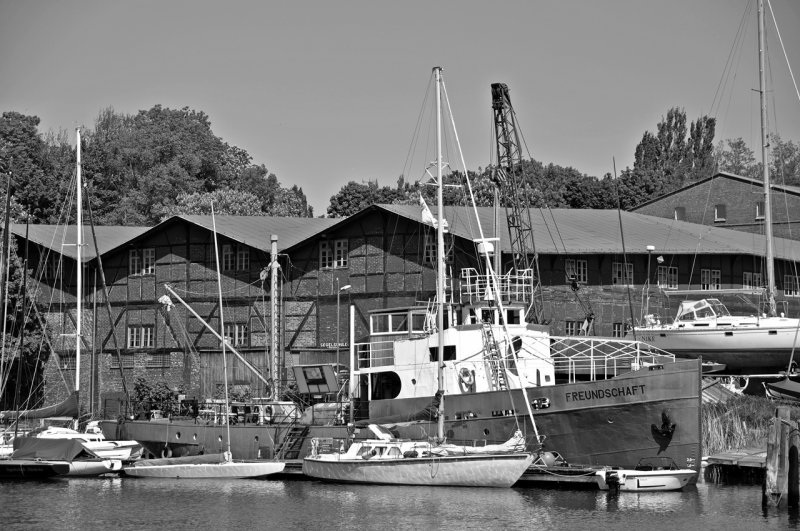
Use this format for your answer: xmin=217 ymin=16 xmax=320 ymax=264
xmin=11 ymin=437 xmax=123 ymax=477
xmin=31 ymin=425 xmax=142 ymax=460
xmin=123 ymin=453 xmax=285 ymax=479
xmin=303 ymin=425 xmax=533 ymax=488
xmin=630 ymin=299 xmax=800 ymax=374
xmin=595 ymin=457 xmax=697 ymax=492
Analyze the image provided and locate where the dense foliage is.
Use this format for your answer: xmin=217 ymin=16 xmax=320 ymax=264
xmin=0 ymin=107 xmax=313 ymax=226
xmin=326 ymin=107 xmax=800 ymax=215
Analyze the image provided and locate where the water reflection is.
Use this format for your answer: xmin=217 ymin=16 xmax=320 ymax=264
xmin=0 ymin=476 xmax=797 ymax=530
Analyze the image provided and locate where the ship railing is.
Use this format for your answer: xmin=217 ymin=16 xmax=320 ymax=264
xmin=355 ymin=341 xmax=396 ymax=370
xmin=459 ymin=268 xmax=533 ymax=305
xmin=537 ymin=336 xmax=676 ymax=383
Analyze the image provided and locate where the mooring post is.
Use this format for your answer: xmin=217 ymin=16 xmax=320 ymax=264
xmin=764 ymin=406 xmax=791 ymax=507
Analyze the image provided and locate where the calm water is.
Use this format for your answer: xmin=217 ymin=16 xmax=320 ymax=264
xmin=0 ymin=474 xmax=797 ymax=530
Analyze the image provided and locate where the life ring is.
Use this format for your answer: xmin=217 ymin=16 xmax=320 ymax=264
xmin=161 ymin=446 xmax=173 ymax=458
xmin=458 ymin=368 xmax=475 ymax=392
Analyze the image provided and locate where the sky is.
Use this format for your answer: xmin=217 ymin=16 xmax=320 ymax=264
xmin=1 ymin=0 xmax=799 ymax=215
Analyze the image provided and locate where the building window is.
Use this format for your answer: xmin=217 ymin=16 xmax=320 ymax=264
xmin=129 ymin=248 xmax=155 ymax=276
xmin=674 ymin=207 xmax=685 ymax=221
xmin=700 ymin=269 xmax=721 ymax=291
xmin=222 ymin=244 xmax=235 ymax=271
xmin=565 ymin=259 xmax=588 ymax=284
xmin=657 ymin=266 xmax=678 ymax=290
xmin=60 ymin=352 xmax=77 ymax=370
xmin=129 ymin=250 xmax=141 ymax=276
xmin=756 ymin=201 xmax=765 ymax=220
xmin=127 ymin=325 xmax=154 ymax=349
xmin=612 ymin=262 xmax=633 ymax=286
xmin=785 ymin=275 xmax=800 ymax=297
xmin=743 ymin=271 xmax=763 ymax=290
xmin=237 ymin=246 xmax=249 ymax=270
xmin=564 ymin=321 xmax=579 ymax=336
xmin=612 ymin=323 xmax=624 ymax=338
xmin=714 ymin=204 xmax=726 ymax=222
xmin=110 ymin=353 xmax=135 ymax=369
xmin=146 ymin=353 xmax=171 ymax=368
xmin=424 ymin=233 xmax=454 ymax=264
xmin=224 ymin=323 xmax=249 ymax=347
xmin=320 ymin=239 xmax=348 ymax=269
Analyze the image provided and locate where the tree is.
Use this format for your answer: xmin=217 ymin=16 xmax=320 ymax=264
xmin=327 ymin=180 xmax=406 ymax=217
xmin=0 ymin=112 xmax=70 ymax=223
xmin=165 ymin=189 xmax=265 ymax=216
xmin=716 ymin=138 xmax=759 ymax=178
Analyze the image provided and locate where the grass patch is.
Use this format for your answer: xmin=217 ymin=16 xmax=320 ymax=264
xmin=702 ymin=396 xmax=800 ymax=455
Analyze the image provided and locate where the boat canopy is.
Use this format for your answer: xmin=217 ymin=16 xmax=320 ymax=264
xmin=675 ymin=299 xmax=731 ymax=321
xmin=11 ymin=437 xmax=96 ymax=460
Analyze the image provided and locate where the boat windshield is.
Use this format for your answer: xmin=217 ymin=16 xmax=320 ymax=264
xmin=707 ymin=299 xmax=730 ymax=317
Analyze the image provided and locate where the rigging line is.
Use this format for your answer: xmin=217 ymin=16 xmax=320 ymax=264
xmin=402 ymin=70 xmax=435 ymax=188
xmin=442 ymin=78 xmax=539 ymax=441
xmin=710 ymin=0 xmax=754 ymax=118
xmin=767 ymin=0 xmax=800 ymax=107
xmin=613 ymin=158 xmax=638 ymax=339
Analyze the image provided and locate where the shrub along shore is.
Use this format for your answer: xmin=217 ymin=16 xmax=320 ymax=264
xmin=702 ymin=395 xmax=799 ymax=455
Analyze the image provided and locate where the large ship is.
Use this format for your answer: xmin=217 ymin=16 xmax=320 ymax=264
xmin=101 ymin=69 xmax=701 ymax=472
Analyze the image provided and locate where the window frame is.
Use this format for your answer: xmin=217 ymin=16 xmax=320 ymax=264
xmin=714 ymin=204 xmax=726 ymax=222
xmin=565 ymin=258 xmax=588 ymax=284
xmin=785 ymin=275 xmax=800 ymax=297
xmin=700 ymin=268 xmax=721 ymax=291
xmin=657 ymin=265 xmax=678 ymax=290
xmin=674 ymin=207 xmax=686 ymax=221
xmin=611 ymin=262 xmax=634 ymax=286
xmin=756 ymin=201 xmax=765 ymax=220
xmin=320 ymin=239 xmax=348 ymax=269
xmin=564 ymin=320 xmax=579 ymax=336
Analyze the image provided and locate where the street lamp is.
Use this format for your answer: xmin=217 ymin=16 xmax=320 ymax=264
xmin=336 ymin=279 xmax=352 ymax=381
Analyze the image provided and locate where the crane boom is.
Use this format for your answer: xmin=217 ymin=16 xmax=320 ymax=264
xmin=490 ymin=82 xmax=544 ymax=324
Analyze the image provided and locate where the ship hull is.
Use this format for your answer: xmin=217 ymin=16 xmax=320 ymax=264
xmin=371 ymin=359 xmax=702 ymax=471
xmin=632 ymin=326 xmax=799 ymax=373
xmin=101 ymin=359 xmax=701 ymax=471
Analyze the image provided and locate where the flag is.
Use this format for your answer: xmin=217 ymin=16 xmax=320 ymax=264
xmin=419 ymin=195 xmax=449 ymax=232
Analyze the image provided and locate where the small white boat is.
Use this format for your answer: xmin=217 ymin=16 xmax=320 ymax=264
xmin=29 ymin=424 xmax=142 ymax=460
xmin=595 ymin=457 xmax=698 ymax=492
xmin=123 ymin=452 xmax=285 ymax=479
xmin=303 ymin=425 xmax=533 ymax=488
xmin=11 ymin=437 xmax=123 ymax=476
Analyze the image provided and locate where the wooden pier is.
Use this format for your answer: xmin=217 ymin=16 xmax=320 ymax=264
xmin=763 ymin=406 xmax=800 ymax=508
xmin=704 ymin=448 xmax=766 ymax=484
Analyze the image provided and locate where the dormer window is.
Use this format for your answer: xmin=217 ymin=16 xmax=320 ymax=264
xmin=714 ymin=204 xmax=726 ymax=222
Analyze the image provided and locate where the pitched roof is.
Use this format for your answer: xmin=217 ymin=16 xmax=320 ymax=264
xmin=631 ymin=171 xmax=800 ymax=210
xmin=10 ymin=224 xmax=149 ymax=262
xmin=377 ymin=204 xmax=800 ymax=261
xmin=11 ymin=215 xmax=338 ymax=262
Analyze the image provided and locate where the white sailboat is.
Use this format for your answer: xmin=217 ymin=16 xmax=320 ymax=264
xmin=123 ymin=207 xmax=285 ymax=479
xmin=630 ymin=0 xmax=800 ymax=377
xmin=302 ymin=67 xmax=534 ymax=487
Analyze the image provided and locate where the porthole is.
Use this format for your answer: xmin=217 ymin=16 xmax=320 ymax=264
xmin=483 ymin=428 xmax=490 ymax=436
xmin=193 ymin=433 xmax=197 ymax=441
xmin=254 ymin=436 xmax=259 ymax=443
xmin=175 ymin=432 xmax=181 ymax=440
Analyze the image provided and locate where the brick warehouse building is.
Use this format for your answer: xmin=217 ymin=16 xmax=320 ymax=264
xmin=632 ymin=172 xmax=800 ymax=241
xmin=13 ymin=204 xmax=800 ymax=416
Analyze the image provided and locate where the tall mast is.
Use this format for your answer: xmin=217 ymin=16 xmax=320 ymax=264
xmin=75 ymin=128 xmax=82 ymax=393
xmin=434 ymin=66 xmax=445 ymax=443
xmin=211 ymin=206 xmax=232 ymax=460
xmin=758 ymin=0 xmax=777 ymax=317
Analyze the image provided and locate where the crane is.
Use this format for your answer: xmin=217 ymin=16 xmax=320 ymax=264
xmin=490 ymin=82 xmax=546 ymax=324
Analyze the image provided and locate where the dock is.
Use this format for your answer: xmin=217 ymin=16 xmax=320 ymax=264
xmin=704 ymin=448 xmax=766 ymax=484
xmin=518 ymin=464 xmax=602 ymax=488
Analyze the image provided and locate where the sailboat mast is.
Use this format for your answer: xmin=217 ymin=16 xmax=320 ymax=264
xmin=758 ymin=0 xmax=777 ymax=317
xmin=75 ymin=128 xmax=82 ymax=393
xmin=211 ymin=207 xmax=233 ymax=459
xmin=434 ymin=66 xmax=445 ymax=443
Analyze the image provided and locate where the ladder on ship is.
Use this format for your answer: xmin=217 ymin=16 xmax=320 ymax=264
xmin=481 ymin=322 xmax=507 ymax=391
xmin=275 ymin=426 xmax=309 ymax=460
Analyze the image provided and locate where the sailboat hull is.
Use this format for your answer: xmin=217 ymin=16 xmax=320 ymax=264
xmin=632 ymin=325 xmax=800 ymax=373
xmin=303 ymin=453 xmax=533 ymax=487
xmin=123 ymin=460 xmax=285 ymax=479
